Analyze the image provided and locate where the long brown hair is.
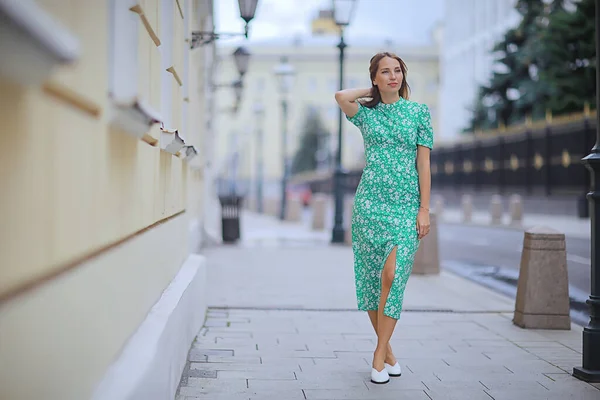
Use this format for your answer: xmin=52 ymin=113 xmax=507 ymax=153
xmin=361 ymin=52 xmax=410 ymax=108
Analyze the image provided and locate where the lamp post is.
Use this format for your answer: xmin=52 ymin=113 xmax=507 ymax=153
xmin=331 ymin=0 xmax=357 ymax=243
xmin=191 ymin=0 xmax=258 ymax=48
xmin=573 ymin=1 xmax=600 ymax=383
xmin=273 ymin=56 xmax=295 ymax=220
xmin=253 ymin=102 xmax=265 ymax=213
xmin=233 ymin=46 xmax=251 ymax=77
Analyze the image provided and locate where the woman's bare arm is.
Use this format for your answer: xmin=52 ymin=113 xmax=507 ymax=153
xmin=334 ymin=87 xmax=372 ymax=118
xmin=416 ymin=146 xmax=431 ymax=210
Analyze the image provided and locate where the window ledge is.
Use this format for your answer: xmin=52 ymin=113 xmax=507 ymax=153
xmin=182 ymin=145 xmax=198 ymax=161
xmin=130 ymin=4 xmax=161 ymax=47
xmin=110 ymin=97 xmax=162 ymax=141
xmin=166 ymin=66 xmax=183 ymax=87
xmin=0 ymin=0 xmax=79 ymax=86
xmin=160 ymin=127 xmax=186 ymax=154
xmin=43 ymin=81 xmax=101 ymax=117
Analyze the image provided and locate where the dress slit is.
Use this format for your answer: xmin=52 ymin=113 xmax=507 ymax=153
xmin=380 ymin=243 xmax=399 ymax=318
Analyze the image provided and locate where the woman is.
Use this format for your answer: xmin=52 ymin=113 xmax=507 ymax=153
xmin=334 ymin=52 xmax=433 ymax=384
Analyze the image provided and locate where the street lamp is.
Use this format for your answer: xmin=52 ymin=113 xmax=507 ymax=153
xmin=273 ymin=56 xmax=295 ymax=220
xmin=233 ymin=46 xmax=251 ymax=77
xmin=572 ymin=2 xmax=600 ymax=383
xmin=331 ymin=0 xmax=357 ymax=243
xmin=213 ymin=47 xmax=251 ymax=113
xmin=191 ymin=0 xmax=258 ymax=48
xmin=253 ymin=101 xmax=265 ymax=213
xmin=232 ymin=79 xmax=244 ymax=104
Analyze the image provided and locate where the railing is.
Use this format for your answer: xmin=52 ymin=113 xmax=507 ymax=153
xmin=432 ymin=110 xmax=597 ymax=196
xmin=291 ymin=109 xmax=597 ymax=202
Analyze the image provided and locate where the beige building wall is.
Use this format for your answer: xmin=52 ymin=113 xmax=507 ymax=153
xmin=214 ymin=36 xmax=439 ymax=195
xmin=0 ymin=0 xmax=216 ymax=399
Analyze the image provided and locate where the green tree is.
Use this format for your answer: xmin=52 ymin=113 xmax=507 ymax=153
xmin=465 ymin=0 xmax=568 ymax=132
xmin=538 ymin=0 xmax=596 ymax=115
xmin=291 ymin=107 xmax=330 ymax=175
xmin=515 ymin=0 xmax=573 ymax=119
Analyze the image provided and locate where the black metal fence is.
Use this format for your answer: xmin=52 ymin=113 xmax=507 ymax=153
xmin=302 ymin=113 xmax=596 ymax=200
xmin=431 ymin=114 xmax=597 ymax=196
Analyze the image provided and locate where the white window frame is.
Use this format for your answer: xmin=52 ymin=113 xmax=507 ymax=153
xmin=109 ymin=0 xmax=162 ymax=140
xmin=0 ymin=0 xmax=79 ymax=86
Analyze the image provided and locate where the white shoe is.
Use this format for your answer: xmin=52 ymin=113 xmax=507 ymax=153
xmin=370 ymin=367 xmax=390 ymax=384
xmin=385 ymin=362 xmax=401 ymax=377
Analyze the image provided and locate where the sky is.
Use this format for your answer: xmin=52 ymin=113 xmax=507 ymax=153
xmin=214 ymin=0 xmax=445 ymax=46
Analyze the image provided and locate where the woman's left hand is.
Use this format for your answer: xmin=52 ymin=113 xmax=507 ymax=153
xmin=416 ymin=208 xmax=430 ymax=240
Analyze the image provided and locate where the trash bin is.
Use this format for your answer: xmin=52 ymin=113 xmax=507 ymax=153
xmin=219 ymin=195 xmax=244 ymax=243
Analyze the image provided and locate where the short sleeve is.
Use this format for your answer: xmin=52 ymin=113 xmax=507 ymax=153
xmin=417 ymin=103 xmax=434 ymax=149
xmin=346 ymin=102 xmax=367 ymax=129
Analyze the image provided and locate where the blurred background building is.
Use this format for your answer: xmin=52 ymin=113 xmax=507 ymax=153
xmin=439 ymin=0 xmax=520 ymax=140
xmin=213 ymin=35 xmax=439 ymax=198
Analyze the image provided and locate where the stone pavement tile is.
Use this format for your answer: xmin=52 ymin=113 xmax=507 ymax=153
xmin=190 ymin=363 xmax=302 ymax=374
xmin=258 ymin=356 xmax=317 ymax=370
xmin=501 ymin=359 xmax=569 ymax=374
xmin=558 ymin=340 xmax=584 ymax=353
xmin=311 ymin=356 xmax=370 ymax=369
xmin=431 ymin=370 xmax=549 ymax=383
xmin=478 ymin=375 xmax=556 ymax=391
xmin=178 ymin=378 xmax=247 ymax=396
xmin=204 ymin=330 xmax=254 ymax=339
xmin=424 ymin=388 xmax=494 ymax=400
xmin=203 ymin=355 xmax=262 ymax=364
xmin=512 ymin=340 xmax=573 ymax=348
xmin=248 ymin=376 xmax=370 ymax=391
xmin=401 ymin=359 xmax=455 ymax=375
xmin=188 ymin=348 xmax=234 ymax=361
xmin=485 ymin=389 xmax=600 ymax=400
xmin=543 ymin=372 xmax=600 ymax=391
xmin=303 ymin=388 xmax=430 ymax=399
xmin=217 ymin=369 xmax=298 ymax=380
xmin=480 ymin=350 xmax=543 ymax=362
xmin=464 ymin=339 xmax=517 ymax=348
xmin=180 ymin=389 xmax=306 ymax=400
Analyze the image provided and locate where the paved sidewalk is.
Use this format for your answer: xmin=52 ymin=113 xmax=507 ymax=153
xmin=176 ymin=212 xmax=599 ymax=400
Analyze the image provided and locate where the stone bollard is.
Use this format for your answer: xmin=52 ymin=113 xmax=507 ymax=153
xmin=433 ymin=196 xmax=444 ymax=221
xmin=311 ymin=194 xmax=328 ymax=231
xmin=461 ymin=194 xmax=473 ymax=223
xmin=490 ymin=194 xmax=503 ymax=225
xmin=513 ymin=227 xmax=571 ymax=330
xmin=286 ymin=197 xmax=303 ymax=222
xmin=412 ymin=213 xmax=440 ymax=275
xmin=265 ymin=198 xmax=278 ymax=217
xmin=344 ymin=196 xmax=354 ymax=245
xmin=509 ymin=194 xmax=523 ymax=226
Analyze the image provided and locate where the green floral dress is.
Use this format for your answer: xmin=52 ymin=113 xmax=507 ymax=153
xmin=346 ymin=97 xmax=434 ymax=320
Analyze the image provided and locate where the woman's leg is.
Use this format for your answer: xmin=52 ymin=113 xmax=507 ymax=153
xmin=372 ymin=247 xmax=398 ymax=371
xmin=367 ymin=311 xmax=397 ymax=365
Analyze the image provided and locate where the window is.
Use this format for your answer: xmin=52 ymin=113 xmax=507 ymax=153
xmin=109 ymin=0 xmax=139 ymax=101
xmin=160 ymin=0 xmax=174 ymax=128
xmin=108 ymin=0 xmax=162 ymax=140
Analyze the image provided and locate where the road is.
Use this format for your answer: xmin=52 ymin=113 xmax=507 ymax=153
xmin=438 ymin=223 xmax=592 ymax=325
xmin=438 ymin=224 xmax=591 ymax=293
